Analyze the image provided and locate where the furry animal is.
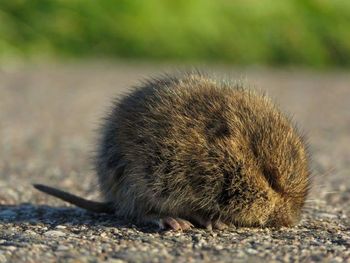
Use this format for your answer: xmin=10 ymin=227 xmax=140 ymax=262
xmin=34 ymin=73 xmax=311 ymax=231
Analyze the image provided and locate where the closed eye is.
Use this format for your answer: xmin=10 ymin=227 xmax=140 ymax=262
xmin=262 ymin=165 xmax=285 ymax=196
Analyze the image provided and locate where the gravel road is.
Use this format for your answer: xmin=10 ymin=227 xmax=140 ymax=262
xmin=0 ymin=63 xmax=349 ymax=262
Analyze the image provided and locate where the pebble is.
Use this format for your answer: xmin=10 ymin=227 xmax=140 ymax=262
xmin=24 ymin=230 xmax=39 ymax=236
xmin=3 ymin=246 xmax=16 ymax=252
xmin=55 ymin=225 xmax=67 ymax=229
xmin=246 ymin=248 xmax=258 ymax=255
xmin=43 ymin=230 xmax=66 ymax=237
xmin=56 ymin=245 xmax=70 ymax=251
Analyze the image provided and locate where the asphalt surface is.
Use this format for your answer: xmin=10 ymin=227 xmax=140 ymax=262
xmin=0 ymin=63 xmax=349 ymax=262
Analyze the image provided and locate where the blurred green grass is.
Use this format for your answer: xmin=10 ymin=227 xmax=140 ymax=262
xmin=1 ymin=0 xmax=350 ymax=67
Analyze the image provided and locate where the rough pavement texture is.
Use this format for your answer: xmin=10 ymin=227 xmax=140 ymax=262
xmin=0 ymin=63 xmax=349 ymax=262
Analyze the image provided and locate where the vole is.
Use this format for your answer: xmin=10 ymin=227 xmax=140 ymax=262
xmin=34 ymin=73 xmax=311 ymax=231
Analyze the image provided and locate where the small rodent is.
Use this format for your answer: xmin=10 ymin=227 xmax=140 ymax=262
xmin=34 ymin=72 xmax=311 ymax=231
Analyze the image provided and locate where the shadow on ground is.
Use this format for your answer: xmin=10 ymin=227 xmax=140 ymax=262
xmin=0 ymin=204 xmax=159 ymax=230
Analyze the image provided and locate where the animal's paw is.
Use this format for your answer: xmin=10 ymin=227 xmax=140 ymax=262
xmin=158 ymin=217 xmax=194 ymax=231
xmin=191 ymin=216 xmax=229 ymax=231
xmin=212 ymin=220 xmax=229 ymax=230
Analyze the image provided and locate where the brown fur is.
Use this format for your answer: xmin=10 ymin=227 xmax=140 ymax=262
xmin=35 ymin=72 xmax=311 ymax=229
xmin=95 ymin=73 xmax=310 ymax=227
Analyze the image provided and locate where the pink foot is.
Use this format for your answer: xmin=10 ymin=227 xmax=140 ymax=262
xmin=158 ymin=217 xmax=194 ymax=231
xmin=212 ymin=220 xmax=229 ymax=230
xmin=191 ymin=215 xmax=229 ymax=230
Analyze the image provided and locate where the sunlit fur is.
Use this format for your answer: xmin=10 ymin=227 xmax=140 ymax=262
xmin=96 ymin=73 xmax=311 ymax=227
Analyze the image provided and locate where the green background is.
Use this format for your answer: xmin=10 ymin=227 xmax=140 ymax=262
xmin=1 ymin=0 xmax=350 ymax=67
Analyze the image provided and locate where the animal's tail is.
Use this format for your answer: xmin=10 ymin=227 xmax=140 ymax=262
xmin=33 ymin=184 xmax=115 ymax=214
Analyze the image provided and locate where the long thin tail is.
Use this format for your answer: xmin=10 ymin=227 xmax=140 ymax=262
xmin=33 ymin=184 xmax=115 ymax=214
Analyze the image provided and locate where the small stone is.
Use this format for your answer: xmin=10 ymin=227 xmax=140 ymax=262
xmin=55 ymin=225 xmax=67 ymax=229
xmin=24 ymin=230 xmax=38 ymax=236
xmin=4 ymin=246 xmax=17 ymax=251
xmin=32 ymin=244 xmax=49 ymax=249
xmin=246 ymin=248 xmax=258 ymax=255
xmin=108 ymin=260 xmax=126 ymax=263
xmin=44 ymin=230 xmax=66 ymax=237
xmin=56 ymin=245 xmax=69 ymax=251
xmin=215 ymin=245 xmax=224 ymax=250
